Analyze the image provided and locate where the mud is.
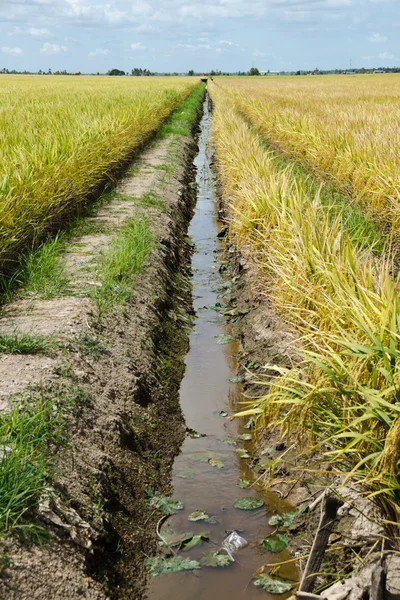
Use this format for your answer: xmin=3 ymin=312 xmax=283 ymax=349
xmin=0 ymin=93 xmax=204 ymax=599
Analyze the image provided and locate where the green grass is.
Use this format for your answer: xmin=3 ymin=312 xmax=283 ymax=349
xmin=0 ymin=395 xmax=64 ymax=539
xmin=156 ymin=82 xmax=206 ymax=138
xmin=136 ymin=191 xmax=165 ymax=211
xmin=92 ymin=216 xmax=153 ymax=317
xmin=0 ymin=383 xmax=90 ymax=540
xmin=0 ymin=333 xmax=52 ymax=355
xmin=19 ymin=235 xmax=69 ymax=299
xmin=78 ymin=332 xmax=107 ymax=357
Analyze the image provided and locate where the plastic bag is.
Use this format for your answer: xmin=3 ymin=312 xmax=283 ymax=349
xmin=221 ymin=531 xmax=247 ymax=561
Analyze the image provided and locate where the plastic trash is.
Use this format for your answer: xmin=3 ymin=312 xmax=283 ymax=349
xmin=221 ymin=531 xmax=247 ymax=562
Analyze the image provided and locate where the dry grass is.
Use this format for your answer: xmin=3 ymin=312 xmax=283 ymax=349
xmin=0 ymin=75 xmax=198 ymax=276
xmin=217 ymin=75 xmax=400 ymax=232
xmin=209 ymin=81 xmax=400 ymax=537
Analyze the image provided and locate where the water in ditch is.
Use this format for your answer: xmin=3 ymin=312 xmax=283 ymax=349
xmin=147 ymin=94 xmax=298 ymax=599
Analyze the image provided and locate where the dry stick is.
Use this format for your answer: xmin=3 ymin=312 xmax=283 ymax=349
xmin=299 ymin=492 xmax=343 ymax=594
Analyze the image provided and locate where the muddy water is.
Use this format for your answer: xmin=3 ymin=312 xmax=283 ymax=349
xmin=147 ymin=95 xmax=297 ymax=599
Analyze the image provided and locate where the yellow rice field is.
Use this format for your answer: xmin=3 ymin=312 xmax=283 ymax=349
xmin=216 ymin=75 xmax=400 ymax=231
xmin=0 ymin=75 xmax=198 ymax=275
xmin=209 ymin=78 xmax=400 ymax=535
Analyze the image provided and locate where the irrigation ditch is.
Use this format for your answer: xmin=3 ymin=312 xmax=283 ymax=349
xmin=0 ymin=85 xmax=399 ymax=600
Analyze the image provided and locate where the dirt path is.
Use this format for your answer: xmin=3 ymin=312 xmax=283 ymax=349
xmin=0 ymin=94 xmax=204 ymax=599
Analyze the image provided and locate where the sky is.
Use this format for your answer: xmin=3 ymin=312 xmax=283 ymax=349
xmin=1 ymin=0 xmax=400 ymax=73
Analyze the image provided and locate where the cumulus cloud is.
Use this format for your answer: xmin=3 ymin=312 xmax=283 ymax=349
xmin=88 ymin=47 xmax=110 ymax=56
xmin=40 ymin=42 xmax=68 ymax=54
xmin=368 ymin=32 xmax=388 ymax=42
xmin=130 ymin=42 xmax=146 ymax=49
xmin=377 ymin=51 xmax=399 ymax=59
xmin=27 ymin=27 xmax=51 ymax=37
xmin=1 ymin=46 xmax=23 ymax=55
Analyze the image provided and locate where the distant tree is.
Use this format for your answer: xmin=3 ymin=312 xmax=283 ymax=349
xmin=248 ymin=67 xmax=260 ymax=76
xmin=108 ymin=68 xmax=125 ymax=76
xmin=48 ymin=68 xmax=52 ymax=75
xmin=188 ymin=69 xmax=195 ymax=76
xmin=131 ymin=67 xmax=152 ymax=76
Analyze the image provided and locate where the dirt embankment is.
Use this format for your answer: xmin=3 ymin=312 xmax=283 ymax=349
xmin=0 ymin=93 xmax=204 ymax=599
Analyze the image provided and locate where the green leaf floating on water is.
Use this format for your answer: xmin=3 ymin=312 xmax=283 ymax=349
xmin=261 ymin=447 xmax=273 ymax=456
xmin=238 ymin=479 xmax=251 ymax=489
xmin=220 ymin=437 xmax=237 ymax=446
xmin=208 ymin=457 xmax=224 ymax=469
xmin=176 ymin=467 xmax=198 ymax=479
xmin=234 ymin=497 xmax=264 ymax=510
xmin=268 ymin=511 xmax=298 ymax=528
xmin=184 ymin=534 xmax=210 ymax=550
xmin=188 ymin=511 xmax=218 ymax=524
xmin=145 ymin=487 xmax=183 ymax=515
xmin=239 ymin=433 xmax=252 ymax=441
xmin=146 ymin=556 xmax=201 ymax=577
xmin=228 ymin=375 xmax=244 ymax=383
xmin=164 ymin=531 xmax=194 ymax=548
xmin=215 ymin=333 xmax=234 ymax=345
xmin=253 ymin=574 xmax=293 ymax=594
xmin=186 ymin=427 xmax=206 ymax=439
xmin=262 ymin=534 xmax=288 ymax=553
xmin=200 ymin=551 xmax=232 ymax=568
xmin=235 ymin=448 xmax=250 ymax=459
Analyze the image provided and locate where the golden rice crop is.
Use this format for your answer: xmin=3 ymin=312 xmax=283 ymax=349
xmin=209 ymin=81 xmax=400 ymax=536
xmin=0 ymin=75 xmax=198 ymax=275
xmin=217 ymin=75 xmax=400 ymax=232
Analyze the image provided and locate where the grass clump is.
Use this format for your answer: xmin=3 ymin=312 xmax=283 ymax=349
xmin=0 ymin=333 xmax=52 ymax=355
xmin=136 ymin=191 xmax=165 ymax=211
xmin=156 ymin=82 xmax=206 ymax=138
xmin=210 ymin=82 xmax=400 ymax=537
xmin=92 ymin=216 xmax=153 ymax=317
xmin=19 ymin=235 xmax=69 ymax=299
xmin=0 ymin=394 xmax=65 ymax=540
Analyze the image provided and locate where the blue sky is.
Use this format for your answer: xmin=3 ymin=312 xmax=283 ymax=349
xmin=1 ymin=0 xmax=400 ymax=72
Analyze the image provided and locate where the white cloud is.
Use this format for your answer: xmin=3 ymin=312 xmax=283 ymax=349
xmin=130 ymin=42 xmax=146 ymax=49
xmin=368 ymin=32 xmax=388 ymax=42
xmin=88 ymin=47 xmax=110 ymax=56
xmin=40 ymin=42 xmax=68 ymax=54
xmin=253 ymin=50 xmax=266 ymax=57
xmin=377 ymin=51 xmax=399 ymax=59
xmin=219 ymin=39 xmax=233 ymax=45
xmin=1 ymin=46 xmax=23 ymax=56
xmin=27 ymin=27 xmax=51 ymax=37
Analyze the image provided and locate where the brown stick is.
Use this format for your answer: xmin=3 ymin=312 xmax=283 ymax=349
xmin=299 ymin=492 xmax=343 ymax=594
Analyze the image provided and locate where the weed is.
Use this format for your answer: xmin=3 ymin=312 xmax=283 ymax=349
xmin=92 ymin=216 xmax=153 ymax=317
xmin=78 ymin=333 xmax=107 ymax=357
xmin=156 ymin=82 xmax=206 ymax=139
xmin=136 ymin=191 xmax=165 ymax=211
xmin=0 ymin=392 xmax=66 ymax=540
xmin=0 ymin=333 xmax=52 ymax=355
xmin=19 ymin=235 xmax=69 ymax=299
